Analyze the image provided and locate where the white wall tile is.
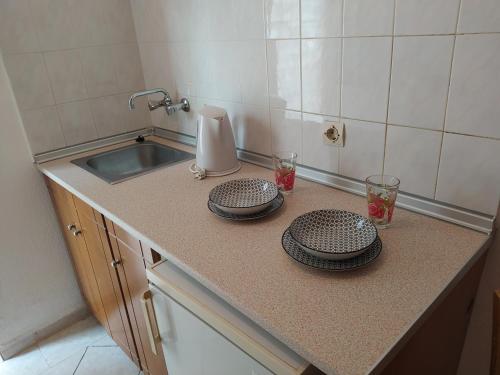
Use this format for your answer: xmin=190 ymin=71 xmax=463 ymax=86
xmin=44 ymin=50 xmax=87 ymax=103
xmin=384 ymin=126 xmax=442 ymax=198
xmin=436 ymin=133 xmax=500 ymax=215
xmin=30 ymin=0 xmax=88 ymax=50
xmin=343 ymin=0 xmax=395 ymax=36
xmin=231 ymin=104 xmax=272 ymax=155
xmin=446 ymin=34 xmax=500 ymax=139
xmin=98 ymin=0 xmax=137 ymax=45
xmin=80 ymin=44 xmax=144 ymax=98
xmin=301 ymin=0 xmax=342 ymax=38
xmin=138 ymin=42 xmax=173 ymax=92
xmin=302 ymin=38 xmax=341 ymax=116
xmin=458 ymin=0 xmax=500 ymax=33
xmin=235 ymin=0 xmax=266 ymax=40
xmin=394 ymin=0 xmax=460 ymax=35
xmin=270 ymin=109 xmax=302 ymax=158
xmin=118 ymin=92 xmax=151 ymax=132
xmin=57 ymin=101 xmax=97 ymax=145
xmin=338 ymin=119 xmax=385 ymax=180
xmin=202 ymin=41 xmax=240 ymax=102
xmin=80 ymin=46 xmax=118 ymax=97
xmin=111 ymin=44 xmax=145 ymax=93
xmin=4 ymin=53 xmax=54 ymax=110
xmin=0 ymin=0 xmax=39 ymax=53
xmin=130 ymin=0 xmax=169 ymax=43
xmin=342 ymin=37 xmax=392 ymax=122
xmin=389 ymin=36 xmax=453 ymax=130
xmin=265 ymin=0 xmax=300 ymax=39
xmin=302 ymin=113 xmax=339 ymax=173
xmin=21 ymin=107 xmax=65 ymax=153
xmin=267 ymin=39 xmax=301 ymax=111
xmin=89 ymin=95 xmax=126 ymax=138
xmin=238 ymin=40 xmax=269 ymax=108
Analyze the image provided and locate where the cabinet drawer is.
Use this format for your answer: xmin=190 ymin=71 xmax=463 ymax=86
xmin=73 ymin=196 xmax=105 ymax=228
xmin=105 ymin=218 xmax=143 ymax=259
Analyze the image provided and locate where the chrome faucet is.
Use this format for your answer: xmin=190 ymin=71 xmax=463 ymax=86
xmin=128 ymin=88 xmax=190 ymax=115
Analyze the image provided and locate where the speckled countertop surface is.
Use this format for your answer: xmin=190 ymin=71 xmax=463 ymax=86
xmin=39 ymin=137 xmax=490 ymax=375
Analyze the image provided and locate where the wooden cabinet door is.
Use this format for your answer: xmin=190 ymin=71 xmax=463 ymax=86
xmin=45 ymin=178 xmax=107 ymax=329
xmin=108 ymin=227 xmax=168 ymax=375
xmin=74 ymin=199 xmax=136 ymax=362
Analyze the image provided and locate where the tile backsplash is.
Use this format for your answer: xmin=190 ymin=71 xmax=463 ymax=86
xmin=0 ymin=0 xmax=151 ymax=154
xmin=0 ymin=0 xmax=498 ymax=216
xmin=130 ymin=0 xmax=499 ymax=215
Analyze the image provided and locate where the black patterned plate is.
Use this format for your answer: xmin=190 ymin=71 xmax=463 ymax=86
xmin=209 ymin=178 xmax=279 ymax=215
xmin=289 ymin=209 xmax=377 ymax=260
xmin=208 ymin=193 xmax=284 ymax=221
xmin=282 ymin=229 xmax=382 ymax=271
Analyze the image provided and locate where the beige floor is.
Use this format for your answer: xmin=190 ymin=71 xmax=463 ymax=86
xmin=0 ymin=316 xmax=142 ymax=375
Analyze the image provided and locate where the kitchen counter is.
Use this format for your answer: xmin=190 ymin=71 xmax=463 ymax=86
xmin=39 ymin=136 xmax=491 ymax=375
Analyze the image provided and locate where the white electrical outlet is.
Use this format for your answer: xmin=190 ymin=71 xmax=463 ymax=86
xmin=323 ymin=122 xmax=344 ymax=147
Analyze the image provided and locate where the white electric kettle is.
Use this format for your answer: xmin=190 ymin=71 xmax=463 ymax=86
xmin=189 ymin=106 xmax=240 ymax=179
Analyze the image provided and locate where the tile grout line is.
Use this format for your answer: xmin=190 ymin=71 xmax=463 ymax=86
xmin=381 ymin=0 xmax=397 ymax=176
xmin=433 ymin=0 xmax=463 ymax=199
xmin=298 ymin=0 xmax=304 ymax=161
xmin=263 ymin=0 xmax=275 ymax=155
xmin=72 ymin=346 xmax=88 ymax=375
xmin=337 ymin=0 xmax=345 ymax=173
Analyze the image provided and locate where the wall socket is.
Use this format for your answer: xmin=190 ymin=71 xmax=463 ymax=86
xmin=323 ymin=122 xmax=344 ymax=147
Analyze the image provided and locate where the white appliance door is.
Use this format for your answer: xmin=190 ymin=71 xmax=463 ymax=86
xmin=150 ymin=284 xmax=274 ymax=375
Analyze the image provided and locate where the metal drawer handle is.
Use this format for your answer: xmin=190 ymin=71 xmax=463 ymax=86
xmin=141 ymin=290 xmax=160 ymax=355
xmin=72 ymin=229 xmax=82 ymax=237
xmin=111 ymin=259 xmax=122 ymax=268
xmin=67 ymin=224 xmax=76 ymax=231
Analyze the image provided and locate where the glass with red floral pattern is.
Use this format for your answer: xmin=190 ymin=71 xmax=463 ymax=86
xmin=272 ymin=152 xmax=297 ymax=193
xmin=365 ymin=175 xmax=400 ymax=228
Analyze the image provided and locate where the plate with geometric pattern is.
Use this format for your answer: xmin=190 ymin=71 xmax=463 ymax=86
xmin=282 ymin=229 xmax=382 ymax=271
xmin=209 ymin=178 xmax=279 ymax=215
xmin=208 ymin=193 xmax=284 ymax=221
xmin=289 ymin=209 xmax=377 ymax=260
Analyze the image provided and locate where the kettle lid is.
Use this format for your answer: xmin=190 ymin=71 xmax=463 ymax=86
xmin=199 ymin=105 xmax=226 ymax=121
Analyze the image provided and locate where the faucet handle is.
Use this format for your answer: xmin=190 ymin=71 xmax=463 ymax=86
xmin=148 ymin=99 xmax=165 ymax=111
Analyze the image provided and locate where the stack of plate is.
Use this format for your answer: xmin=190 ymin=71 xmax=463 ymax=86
xmin=282 ymin=210 xmax=382 ymax=271
xmin=208 ymin=178 xmax=284 ymax=220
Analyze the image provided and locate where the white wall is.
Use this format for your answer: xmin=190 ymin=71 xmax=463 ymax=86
xmin=0 ymin=0 xmax=151 ymax=155
xmin=0 ymin=52 xmax=84 ymax=355
xmin=130 ymin=0 xmax=500 ymax=216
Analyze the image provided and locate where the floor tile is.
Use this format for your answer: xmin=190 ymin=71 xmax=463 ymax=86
xmin=39 ymin=350 xmax=85 ymax=375
xmin=37 ymin=317 xmax=106 ymax=367
xmin=0 ymin=346 xmax=49 ymax=375
xmin=89 ymin=334 xmax=118 ymax=347
xmin=75 ymin=347 xmax=138 ymax=375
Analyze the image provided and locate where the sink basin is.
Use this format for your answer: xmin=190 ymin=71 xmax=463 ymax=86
xmin=71 ymin=141 xmax=194 ymax=184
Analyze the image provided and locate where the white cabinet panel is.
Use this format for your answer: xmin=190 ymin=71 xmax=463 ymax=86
xmin=151 ymin=285 xmax=274 ymax=375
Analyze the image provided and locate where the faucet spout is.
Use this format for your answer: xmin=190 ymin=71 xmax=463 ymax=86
xmin=128 ymin=88 xmax=190 ymax=115
xmin=128 ymin=88 xmax=170 ymax=110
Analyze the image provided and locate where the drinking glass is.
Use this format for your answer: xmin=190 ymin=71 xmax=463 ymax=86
xmin=365 ymin=175 xmax=400 ymax=228
xmin=272 ymin=152 xmax=297 ymax=193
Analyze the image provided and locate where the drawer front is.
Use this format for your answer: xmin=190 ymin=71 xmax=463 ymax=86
xmin=106 ymin=218 xmax=144 ymax=259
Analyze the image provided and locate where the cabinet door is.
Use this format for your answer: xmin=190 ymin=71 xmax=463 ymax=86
xmin=45 ymin=178 xmax=107 ymax=329
xmin=150 ymin=285 xmax=273 ymax=375
xmin=74 ymin=201 xmax=135 ymax=361
xmin=108 ymin=228 xmax=168 ymax=375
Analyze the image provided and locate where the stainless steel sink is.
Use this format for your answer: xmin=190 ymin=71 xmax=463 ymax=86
xmin=71 ymin=141 xmax=194 ymax=184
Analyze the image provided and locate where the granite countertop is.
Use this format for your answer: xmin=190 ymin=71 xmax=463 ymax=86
xmin=39 ymin=136 xmax=491 ymax=375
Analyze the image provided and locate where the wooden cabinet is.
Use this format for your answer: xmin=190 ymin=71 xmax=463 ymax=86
xmin=106 ymin=220 xmax=168 ymax=375
xmin=45 ymin=178 xmax=167 ymax=375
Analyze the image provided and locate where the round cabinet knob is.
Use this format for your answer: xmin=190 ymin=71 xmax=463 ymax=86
xmin=72 ymin=229 xmax=82 ymax=237
xmin=111 ymin=260 xmax=122 ymax=268
xmin=67 ymin=224 xmax=76 ymax=231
